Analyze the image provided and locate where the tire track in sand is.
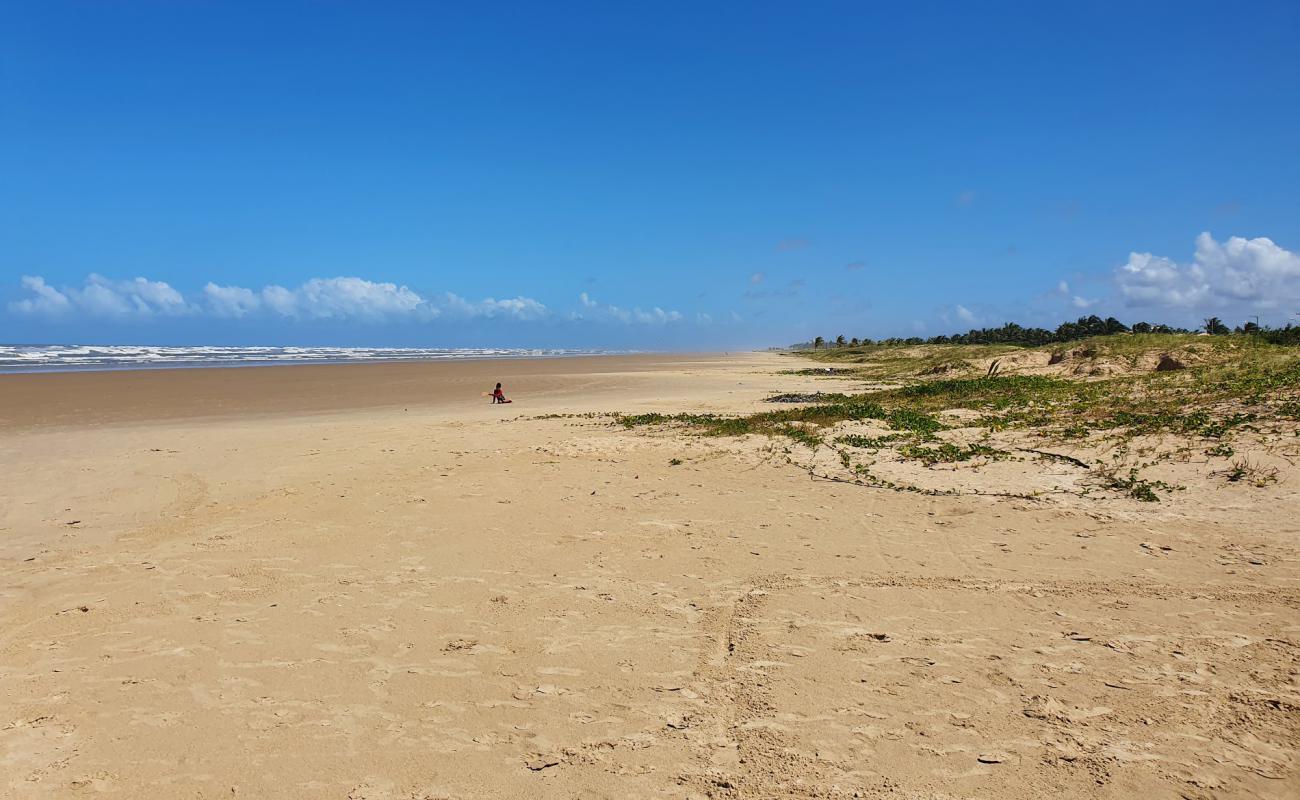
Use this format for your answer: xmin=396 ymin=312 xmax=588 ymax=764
xmin=683 ymin=573 xmax=869 ymax=799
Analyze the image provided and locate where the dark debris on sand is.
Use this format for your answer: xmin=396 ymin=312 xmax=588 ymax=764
xmin=765 ymin=392 xmax=833 ymax=403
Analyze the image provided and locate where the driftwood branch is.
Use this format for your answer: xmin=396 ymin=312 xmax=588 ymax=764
xmin=1017 ymin=448 xmax=1090 ymax=469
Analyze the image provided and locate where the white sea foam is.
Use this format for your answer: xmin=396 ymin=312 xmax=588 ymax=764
xmin=0 ymin=344 xmax=624 ymax=373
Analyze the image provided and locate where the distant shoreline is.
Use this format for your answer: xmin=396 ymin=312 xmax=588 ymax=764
xmin=0 ymin=344 xmax=641 ymax=375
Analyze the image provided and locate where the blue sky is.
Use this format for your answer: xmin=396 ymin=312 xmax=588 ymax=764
xmin=3 ymin=1 xmax=1299 ymax=348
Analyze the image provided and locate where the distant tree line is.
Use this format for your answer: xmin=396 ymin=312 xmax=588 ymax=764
xmin=797 ymin=315 xmax=1300 ymax=349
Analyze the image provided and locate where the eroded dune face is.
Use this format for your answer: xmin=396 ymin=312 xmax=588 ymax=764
xmin=957 ymin=340 xmax=1231 ymax=381
xmin=970 ymin=347 xmax=1178 ymax=379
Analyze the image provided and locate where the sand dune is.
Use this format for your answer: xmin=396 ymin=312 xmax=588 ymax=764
xmin=1 ymin=353 xmax=1296 ymax=798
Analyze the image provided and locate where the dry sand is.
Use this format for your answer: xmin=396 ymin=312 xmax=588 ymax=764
xmin=1 ymin=352 xmax=1296 ymax=799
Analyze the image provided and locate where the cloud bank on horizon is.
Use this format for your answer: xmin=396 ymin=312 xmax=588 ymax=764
xmin=9 ymin=275 xmax=684 ymax=327
xmin=6 ymin=232 xmax=1299 ymax=341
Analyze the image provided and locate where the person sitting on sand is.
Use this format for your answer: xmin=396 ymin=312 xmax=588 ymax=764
xmin=490 ymin=382 xmax=512 ymax=403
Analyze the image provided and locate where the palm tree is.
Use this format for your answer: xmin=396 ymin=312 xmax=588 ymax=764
xmin=835 ymin=335 xmax=846 ymax=347
xmin=813 ymin=336 xmax=824 ymax=349
xmin=1203 ymin=317 xmax=1229 ymax=335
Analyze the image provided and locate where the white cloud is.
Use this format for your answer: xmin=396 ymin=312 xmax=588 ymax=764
xmin=197 ymin=286 xmax=549 ymax=323
xmin=577 ymin=292 xmax=684 ymax=325
xmin=10 ymin=274 xmax=689 ymax=327
xmin=1116 ymin=232 xmax=1300 ymax=311
xmin=631 ymin=306 xmax=683 ymax=324
xmin=489 ymin=297 xmax=547 ymax=319
xmin=122 ymin=276 xmax=189 ymax=315
xmin=209 ymin=277 xmax=429 ymax=320
xmin=204 ymin=283 xmax=262 ymax=318
xmin=1117 ymin=252 xmax=1202 ymax=307
xmin=10 ymin=274 xmax=190 ymax=318
xmin=444 ymin=293 xmax=547 ymax=320
xmin=9 ymin=276 xmax=72 ymax=315
xmin=294 ymin=277 xmax=425 ymax=319
xmin=11 ymin=274 xmax=546 ymax=323
xmin=750 ymin=272 xmax=765 ymax=285
xmin=261 ymin=285 xmax=298 ymax=316
xmin=955 ymin=304 xmax=977 ymax=323
xmin=1052 ymin=278 xmax=1097 ymax=310
xmin=12 ymin=274 xmax=434 ymax=321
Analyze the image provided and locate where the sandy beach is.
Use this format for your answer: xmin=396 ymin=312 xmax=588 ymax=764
xmin=1 ymin=352 xmax=1296 ymax=799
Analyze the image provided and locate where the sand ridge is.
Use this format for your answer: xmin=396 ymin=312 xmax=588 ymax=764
xmin=1 ymin=352 xmax=1296 ymax=798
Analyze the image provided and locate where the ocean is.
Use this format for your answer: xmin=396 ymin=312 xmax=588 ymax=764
xmin=0 ymin=344 xmax=626 ymax=374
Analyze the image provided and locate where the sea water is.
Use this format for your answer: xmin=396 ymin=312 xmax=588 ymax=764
xmin=0 ymin=344 xmax=627 ymax=374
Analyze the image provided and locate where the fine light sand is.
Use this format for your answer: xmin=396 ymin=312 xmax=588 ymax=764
xmin=1 ymin=353 xmax=1296 ymax=799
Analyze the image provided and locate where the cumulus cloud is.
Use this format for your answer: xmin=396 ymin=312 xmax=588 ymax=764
xmin=1055 ymin=280 xmax=1097 ymax=310
xmin=629 ymin=306 xmax=684 ymax=324
xmin=118 ymin=276 xmax=189 ymax=315
xmin=9 ymin=276 xmax=72 ymax=315
xmin=294 ymin=277 xmax=425 ymax=319
xmin=261 ymin=285 xmax=299 ymax=316
xmin=11 ymin=274 xmax=556 ymax=323
xmin=576 ymin=293 xmax=683 ymax=325
xmin=10 ymin=273 xmax=694 ymax=328
xmin=444 ymin=293 xmax=547 ymax=320
xmin=204 ymin=277 xmax=428 ymax=320
xmin=10 ymin=274 xmax=190 ymax=318
xmin=939 ymin=304 xmax=981 ymax=328
xmin=203 ymin=283 xmax=262 ymax=318
xmin=1116 ymin=232 xmax=1300 ymax=311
